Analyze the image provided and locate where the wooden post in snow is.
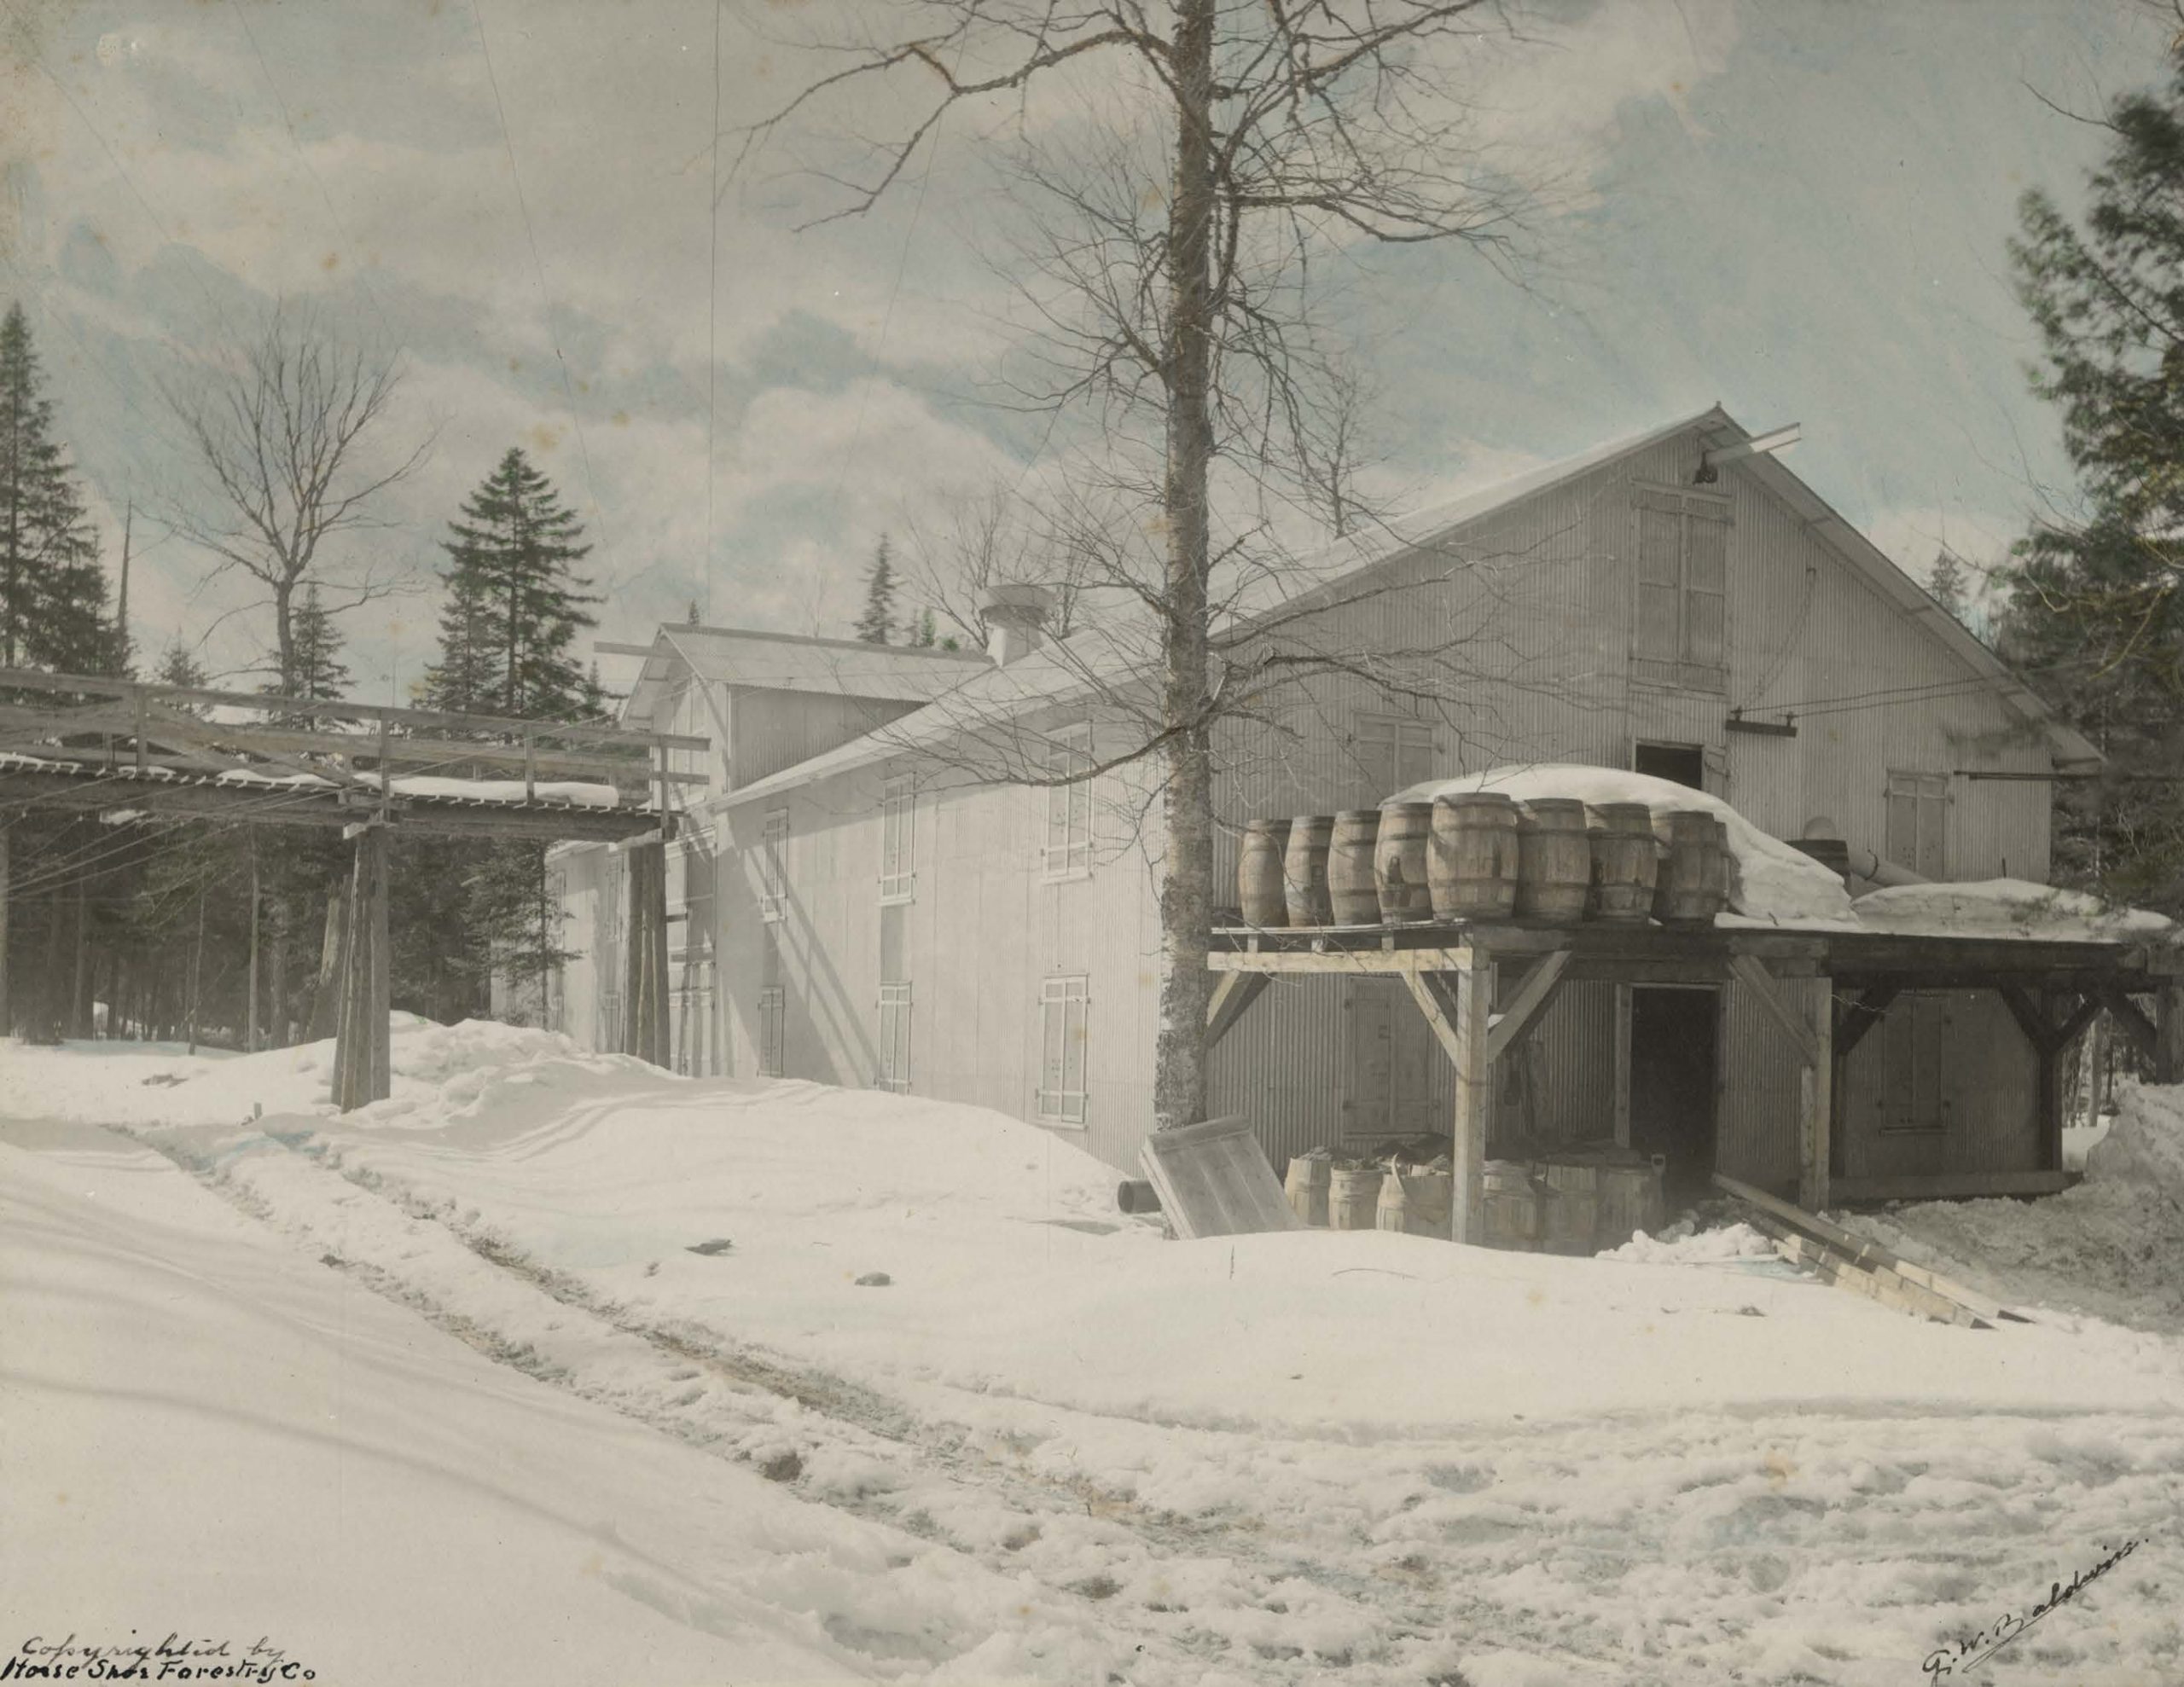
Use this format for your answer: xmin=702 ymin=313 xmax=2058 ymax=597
xmin=621 ymin=833 xmax=670 ymax=1068
xmin=333 ymin=822 xmax=391 ymax=1110
xmin=311 ymin=878 xmax=351 ymax=1042
xmin=0 ymin=823 xmax=10 ymax=1037
xmin=2157 ymin=983 xmax=2184 ymax=1086
xmin=70 ymin=872 xmax=90 ymax=1038
xmin=246 ymin=839 xmax=261 ymax=1052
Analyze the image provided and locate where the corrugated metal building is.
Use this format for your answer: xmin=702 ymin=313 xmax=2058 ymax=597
xmin=548 ymin=409 xmax=2099 ymax=1198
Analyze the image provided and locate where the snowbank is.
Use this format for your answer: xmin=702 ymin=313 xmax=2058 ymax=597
xmin=1853 ymin=878 xmax=2176 ymax=942
xmin=1845 ymin=1080 xmax=2184 ymax=1335
xmin=1598 ymin=1218 xmax=1780 ymax=1266
xmin=1387 ymin=763 xmax=1856 ymax=924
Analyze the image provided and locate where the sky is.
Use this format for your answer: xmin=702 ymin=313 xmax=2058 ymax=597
xmin=0 ymin=0 xmax=2172 ymax=704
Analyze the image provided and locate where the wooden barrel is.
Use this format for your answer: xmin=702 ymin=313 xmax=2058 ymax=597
xmin=1328 ymin=809 xmax=1383 ymax=925
xmin=1283 ymin=815 xmax=1334 ymax=926
xmin=1705 ymin=815 xmax=1734 ymax=911
xmin=1481 ymin=1161 xmax=1540 ymax=1251
xmin=1374 ymin=1172 xmax=1409 ymax=1232
xmin=1239 ymin=818 xmax=1291 ymax=927
xmin=1284 ymin=1154 xmax=1330 ymax=1227
xmin=1537 ymin=1159 xmax=1605 ymax=1253
xmin=1428 ymin=793 xmax=1520 ymax=920
xmin=1595 ymin=1159 xmax=1666 ymax=1245
xmin=1589 ymin=802 xmax=1658 ymax=924
xmin=1653 ymin=810 xmax=1725 ymax=925
xmin=1514 ymin=798 xmax=1590 ymax=923
xmin=1398 ymin=1168 xmax=1453 ymax=1238
xmin=1375 ymin=803 xmax=1435 ymax=924
xmin=1328 ymin=1166 xmax=1384 ymax=1231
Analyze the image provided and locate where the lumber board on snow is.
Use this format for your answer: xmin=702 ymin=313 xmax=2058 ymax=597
xmin=1141 ymin=1115 xmax=1302 ymax=1241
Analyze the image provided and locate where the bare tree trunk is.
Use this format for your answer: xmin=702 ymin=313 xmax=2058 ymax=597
xmin=70 ymin=872 xmax=90 ymax=1038
xmin=1152 ymin=0 xmax=1218 ymax=1134
xmin=187 ymin=890 xmax=206 ymax=1056
xmin=269 ymin=910 xmax=289 ymax=1049
xmin=247 ymin=840 xmax=262 ymax=1052
xmin=0 ymin=823 xmax=10 ymax=1037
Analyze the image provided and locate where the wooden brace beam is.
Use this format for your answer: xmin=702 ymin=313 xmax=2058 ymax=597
xmin=1486 ymin=949 xmax=1571 ymax=1066
xmin=1205 ymin=971 xmax=1271 ymax=1052
xmin=1833 ymin=985 xmax=1897 ymax=1062
xmin=1728 ymin=954 xmax=1819 ymax=1066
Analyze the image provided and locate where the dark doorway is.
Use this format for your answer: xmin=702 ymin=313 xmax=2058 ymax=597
xmin=1634 ymin=741 xmax=1706 ymax=790
xmin=1628 ymin=987 xmax=1719 ymax=1205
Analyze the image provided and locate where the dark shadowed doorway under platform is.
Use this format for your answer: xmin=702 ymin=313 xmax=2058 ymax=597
xmin=1628 ymin=985 xmax=1720 ymax=1207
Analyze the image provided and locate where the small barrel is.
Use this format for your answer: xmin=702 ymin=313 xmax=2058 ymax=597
xmin=1429 ymin=792 xmax=1520 ymax=921
xmin=1283 ymin=1154 xmax=1331 ymax=1227
xmin=1328 ymin=1166 xmax=1385 ymax=1231
xmin=1374 ymin=1173 xmax=1410 ymax=1233
xmin=1595 ymin=1158 xmax=1666 ymax=1245
xmin=1328 ymin=809 xmax=1384 ymax=925
xmin=1705 ymin=815 xmax=1735 ymax=911
xmin=1481 ymin=1161 xmax=1541 ymax=1251
xmin=1115 ymin=1179 xmax=1162 ymax=1215
xmin=1375 ymin=802 xmax=1435 ymax=924
xmin=1283 ymin=815 xmax=1335 ymax=926
xmin=1589 ymin=801 xmax=1658 ymax=924
xmin=1514 ymin=798 xmax=1591 ymax=924
xmin=1653 ymin=810 xmax=1726 ymax=926
xmin=1239 ymin=818 xmax=1292 ymax=927
xmin=1398 ymin=1168 xmax=1453 ymax=1238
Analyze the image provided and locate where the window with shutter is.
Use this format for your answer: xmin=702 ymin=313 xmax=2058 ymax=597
xmin=877 ymin=982 xmax=912 ymax=1092
xmin=1632 ymin=488 xmax=1731 ymax=692
xmin=757 ymin=987 xmax=785 ymax=1078
xmin=1885 ymin=772 xmax=1949 ymax=878
xmin=1356 ymin=715 xmax=1438 ymax=798
xmin=880 ymin=775 xmax=915 ymax=902
xmin=1037 ymin=975 xmax=1089 ymax=1124
xmin=1043 ymin=726 xmax=1094 ymax=878
xmin=760 ymin=809 xmax=789 ymax=920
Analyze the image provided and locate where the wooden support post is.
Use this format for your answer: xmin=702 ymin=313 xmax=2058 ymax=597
xmin=246 ymin=838 xmax=261 ymax=1052
xmin=2036 ymin=988 xmax=2065 ymax=1175
xmin=621 ymin=835 xmax=670 ymax=1068
xmin=70 ymin=872 xmax=90 ymax=1039
xmin=311 ymin=878 xmax=351 ymax=1043
xmin=0 ymin=822 xmax=9 ymax=1036
xmin=1205 ymin=971 xmax=1270 ymax=1052
xmin=2158 ymin=984 xmax=2184 ymax=1084
xmin=333 ymin=823 xmax=392 ymax=1110
xmin=1728 ymin=954 xmax=1827 ymax=1209
xmin=1409 ymin=952 xmax=1491 ymax=1246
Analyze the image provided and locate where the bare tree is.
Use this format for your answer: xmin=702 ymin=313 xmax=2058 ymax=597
xmin=160 ymin=302 xmax=432 ymax=691
xmin=746 ymin=0 xmax=1541 ymax=1132
xmin=899 ymin=477 xmax=1096 ymax=649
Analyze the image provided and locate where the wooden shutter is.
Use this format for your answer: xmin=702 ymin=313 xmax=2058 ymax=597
xmin=1635 ymin=504 xmax=1682 ymax=662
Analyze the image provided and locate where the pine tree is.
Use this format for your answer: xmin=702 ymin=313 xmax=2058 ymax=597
xmin=423 ymin=447 xmax=601 ymax=723
xmin=1996 ymin=48 xmax=2184 ymax=912
xmin=911 ymin=606 xmax=937 ymax=648
xmin=1928 ymin=549 xmax=1968 ymax=623
xmin=0 ymin=302 xmax=111 ymax=675
xmin=853 ymin=535 xmax=896 ymax=645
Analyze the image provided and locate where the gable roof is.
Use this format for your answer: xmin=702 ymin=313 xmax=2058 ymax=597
xmin=717 ymin=409 xmax=2097 ymax=808
xmin=619 ymin=624 xmax=990 ymax=722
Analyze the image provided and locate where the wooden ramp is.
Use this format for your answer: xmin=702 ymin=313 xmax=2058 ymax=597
xmin=1141 ymin=1116 xmax=1302 ymax=1241
xmin=1714 ymin=1172 xmax=2027 ymax=1329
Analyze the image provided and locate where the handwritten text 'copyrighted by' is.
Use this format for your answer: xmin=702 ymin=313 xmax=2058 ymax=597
xmin=3 ymin=1635 xmax=315 ymax=1683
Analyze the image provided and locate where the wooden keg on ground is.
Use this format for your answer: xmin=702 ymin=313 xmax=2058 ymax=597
xmin=1595 ymin=1156 xmax=1667 ymax=1245
xmin=1589 ymin=802 xmax=1658 ymax=923
xmin=1514 ymin=798 xmax=1591 ymax=924
xmin=1328 ymin=809 xmax=1384 ymax=925
xmin=1653 ymin=810 xmax=1726 ymax=926
xmin=1374 ymin=1172 xmax=1409 ymax=1233
xmin=1376 ymin=802 xmax=1436 ymax=924
xmin=1284 ymin=1153 xmax=1330 ymax=1226
xmin=1239 ymin=818 xmax=1292 ymax=926
xmin=1429 ymin=792 xmax=1520 ymax=920
xmin=1283 ymin=815 xmax=1335 ymax=926
xmin=1328 ymin=1165 xmax=1384 ymax=1231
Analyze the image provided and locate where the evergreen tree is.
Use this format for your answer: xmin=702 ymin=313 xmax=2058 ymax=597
xmin=0 ymin=302 xmax=112 ymax=674
xmin=853 ymin=535 xmax=897 ymax=645
xmin=1996 ymin=48 xmax=2184 ymax=911
xmin=911 ymin=606 xmax=938 ymax=648
xmin=423 ymin=447 xmax=601 ymax=722
xmin=287 ymin=585 xmax=352 ymax=702
xmin=1928 ymin=549 xmax=1968 ymax=624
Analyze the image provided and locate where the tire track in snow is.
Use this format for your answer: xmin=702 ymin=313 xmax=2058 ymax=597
xmin=112 ymin=1117 xmax=1543 ymax=1684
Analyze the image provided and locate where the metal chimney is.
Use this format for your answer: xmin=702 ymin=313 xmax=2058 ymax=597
xmin=982 ymin=583 xmax=1054 ymax=666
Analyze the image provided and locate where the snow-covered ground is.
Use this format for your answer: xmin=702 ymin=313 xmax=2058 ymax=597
xmin=8 ymin=1024 xmax=2184 ymax=1684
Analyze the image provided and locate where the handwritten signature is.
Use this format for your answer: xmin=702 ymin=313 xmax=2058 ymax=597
xmin=1923 ymin=1538 xmax=2144 ymax=1679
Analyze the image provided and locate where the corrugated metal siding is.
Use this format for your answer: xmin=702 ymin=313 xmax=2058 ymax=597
xmin=559 ymin=416 xmax=2065 ymax=1185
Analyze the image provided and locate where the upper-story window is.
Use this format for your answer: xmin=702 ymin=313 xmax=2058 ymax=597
xmin=1043 ymin=724 xmax=1094 ymax=878
xmin=1633 ymin=486 xmax=1729 ymax=693
xmin=760 ymin=809 xmax=789 ymax=921
xmin=1885 ymin=771 xmax=1949 ymax=879
xmin=880 ymin=775 xmax=915 ymax=902
xmin=1356 ymin=714 xmax=1437 ymax=797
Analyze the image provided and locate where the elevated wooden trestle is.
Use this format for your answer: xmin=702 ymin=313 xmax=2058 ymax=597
xmin=1206 ymin=919 xmax=2184 ymax=1243
xmin=0 ymin=666 xmax=708 ymax=1108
